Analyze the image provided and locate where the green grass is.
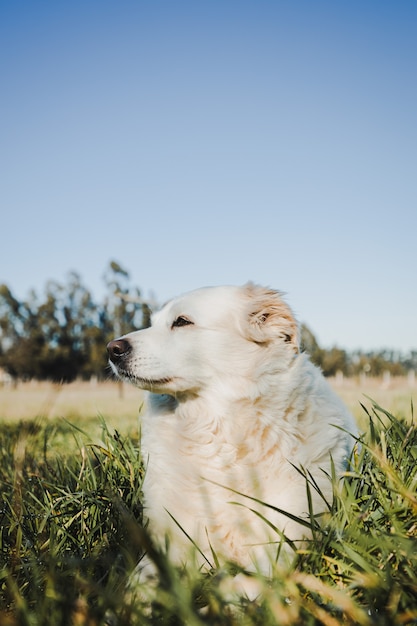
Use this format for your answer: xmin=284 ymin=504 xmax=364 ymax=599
xmin=0 ymin=401 xmax=416 ymax=625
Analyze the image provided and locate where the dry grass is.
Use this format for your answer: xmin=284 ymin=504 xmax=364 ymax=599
xmin=0 ymin=375 xmax=415 ymax=440
xmin=0 ymin=380 xmax=143 ymax=446
xmin=329 ymin=375 xmax=416 ymax=429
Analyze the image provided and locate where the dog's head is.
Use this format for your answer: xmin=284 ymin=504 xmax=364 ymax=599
xmin=107 ymin=283 xmax=299 ymax=397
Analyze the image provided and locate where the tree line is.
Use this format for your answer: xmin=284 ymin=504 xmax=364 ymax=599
xmin=300 ymin=326 xmax=416 ymax=378
xmin=0 ymin=261 xmax=415 ymax=382
xmin=0 ymin=261 xmax=151 ymax=382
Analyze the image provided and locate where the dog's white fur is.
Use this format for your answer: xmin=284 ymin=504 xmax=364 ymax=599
xmin=109 ymin=283 xmax=356 ymax=577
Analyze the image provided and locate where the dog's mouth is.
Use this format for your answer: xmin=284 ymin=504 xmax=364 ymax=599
xmin=112 ymin=365 xmax=173 ymax=389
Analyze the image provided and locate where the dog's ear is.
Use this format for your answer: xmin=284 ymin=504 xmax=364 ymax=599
xmin=244 ymin=283 xmax=299 ymax=351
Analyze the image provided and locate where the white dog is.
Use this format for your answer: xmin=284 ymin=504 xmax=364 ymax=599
xmin=108 ymin=283 xmax=356 ymax=583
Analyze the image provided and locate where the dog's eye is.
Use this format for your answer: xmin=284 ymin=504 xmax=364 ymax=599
xmin=171 ymin=316 xmax=194 ymax=329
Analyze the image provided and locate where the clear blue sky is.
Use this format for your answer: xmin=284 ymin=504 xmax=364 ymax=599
xmin=1 ymin=1 xmax=416 ymax=352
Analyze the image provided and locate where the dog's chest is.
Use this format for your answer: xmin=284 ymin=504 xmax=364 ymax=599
xmin=140 ymin=411 xmax=285 ymax=527
xmin=142 ymin=414 xmax=243 ymax=488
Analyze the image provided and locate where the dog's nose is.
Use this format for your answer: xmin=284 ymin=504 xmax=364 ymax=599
xmin=107 ymin=339 xmax=132 ymax=362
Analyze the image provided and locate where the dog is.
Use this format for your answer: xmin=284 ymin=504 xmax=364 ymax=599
xmin=107 ymin=283 xmax=356 ymax=587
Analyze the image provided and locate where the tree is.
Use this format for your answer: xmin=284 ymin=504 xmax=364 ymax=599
xmin=300 ymin=324 xmax=323 ymax=366
xmin=0 ymin=262 xmax=154 ymax=381
xmin=320 ymin=347 xmax=349 ymax=377
xmin=102 ymin=260 xmax=150 ymax=338
xmin=0 ymin=284 xmax=44 ymax=379
xmin=0 ymin=274 xmax=103 ymax=381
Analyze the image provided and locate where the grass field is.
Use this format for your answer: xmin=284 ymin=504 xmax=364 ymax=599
xmin=329 ymin=375 xmax=416 ymax=428
xmin=0 ymin=378 xmax=416 ymax=625
xmin=0 ymin=380 xmax=144 ymax=461
xmin=1 ymin=374 xmax=415 ymax=433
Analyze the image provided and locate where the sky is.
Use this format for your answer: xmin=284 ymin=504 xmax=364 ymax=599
xmin=1 ymin=0 xmax=416 ymax=352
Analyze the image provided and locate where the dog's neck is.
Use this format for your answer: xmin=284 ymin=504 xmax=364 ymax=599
xmin=145 ymin=361 xmax=304 ymax=440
